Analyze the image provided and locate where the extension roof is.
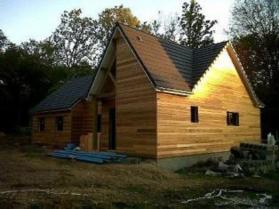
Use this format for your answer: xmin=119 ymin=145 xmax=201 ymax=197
xmin=90 ymin=23 xmax=263 ymax=108
xmin=31 ymin=75 xmax=94 ymax=114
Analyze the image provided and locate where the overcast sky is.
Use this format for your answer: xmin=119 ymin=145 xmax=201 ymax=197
xmin=0 ymin=0 xmax=234 ymax=44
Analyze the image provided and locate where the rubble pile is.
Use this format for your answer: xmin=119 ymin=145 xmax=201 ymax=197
xmin=205 ymin=143 xmax=278 ymax=177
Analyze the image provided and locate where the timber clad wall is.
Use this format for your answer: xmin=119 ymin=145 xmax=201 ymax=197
xmin=115 ymin=38 xmax=157 ymax=157
xmin=71 ymin=101 xmax=94 ymax=145
xmin=156 ymin=49 xmax=261 ymax=158
xmin=32 ymin=101 xmax=95 ymax=147
xmin=32 ymin=111 xmax=71 ymax=147
xmin=32 ymin=27 xmax=261 ymax=159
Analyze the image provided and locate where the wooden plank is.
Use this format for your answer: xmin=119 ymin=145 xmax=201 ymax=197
xmin=156 ymin=49 xmax=261 ymax=158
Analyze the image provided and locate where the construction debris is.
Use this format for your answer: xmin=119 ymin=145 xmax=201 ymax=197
xmin=181 ymin=189 xmax=273 ymax=208
xmin=205 ymin=161 xmax=244 ymax=178
xmin=0 ymin=189 xmax=88 ymax=196
xmin=49 ymin=150 xmax=127 ymax=164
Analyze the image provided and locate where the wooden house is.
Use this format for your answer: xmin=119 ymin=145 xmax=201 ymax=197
xmin=31 ymin=76 xmax=95 ymax=147
xmin=32 ymin=23 xmax=263 ymax=168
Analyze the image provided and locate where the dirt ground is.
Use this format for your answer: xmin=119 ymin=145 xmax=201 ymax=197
xmin=0 ymin=135 xmax=278 ymax=209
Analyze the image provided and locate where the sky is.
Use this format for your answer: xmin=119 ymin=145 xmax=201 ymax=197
xmin=0 ymin=0 xmax=234 ymax=44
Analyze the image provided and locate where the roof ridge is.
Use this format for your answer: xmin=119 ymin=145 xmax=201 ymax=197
xmin=117 ymin=23 xmax=192 ymax=50
xmin=117 ymin=22 xmax=228 ymax=50
xmin=193 ymin=41 xmax=229 ymax=51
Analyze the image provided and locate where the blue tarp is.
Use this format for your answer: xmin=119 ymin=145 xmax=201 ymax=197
xmin=48 ymin=149 xmax=127 ymax=164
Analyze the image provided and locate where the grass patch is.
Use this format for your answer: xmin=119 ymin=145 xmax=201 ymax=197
xmin=0 ymin=135 xmax=278 ymax=209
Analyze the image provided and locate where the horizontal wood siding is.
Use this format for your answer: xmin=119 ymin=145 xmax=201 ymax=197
xmin=116 ymin=38 xmax=157 ymax=157
xmin=157 ymin=49 xmax=261 ymax=158
xmin=32 ymin=111 xmax=72 ymax=147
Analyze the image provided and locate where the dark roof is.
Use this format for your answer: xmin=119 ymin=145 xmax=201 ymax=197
xmin=118 ymin=24 xmax=228 ymax=91
xmin=192 ymin=41 xmax=228 ymax=85
xmin=114 ymin=24 xmax=263 ymax=107
xmin=31 ymin=75 xmax=94 ymax=114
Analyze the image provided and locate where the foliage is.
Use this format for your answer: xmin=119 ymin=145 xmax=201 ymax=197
xmin=162 ymin=15 xmax=180 ymax=42
xmin=0 ymin=42 xmax=94 ymax=132
xmin=228 ymin=0 xmax=279 ymax=137
xmin=21 ymin=39 xmax=56 ymax=66
xmin=179 ymin=0 xmax=217 ymax=48
xmin=97 ymin=5 xmax=141 ymax=48
xmin=0 ymin=29 xmax=10 ymax=52
xmin=142 ymin=12 xmax=181 ymax=42
xmin=229 ymin=0 xmax=279 ymax=107
xmin=0 ymin=46 xmax=51 ymax=132
xmin=0 ymin=1 xmax=222 ymax=133
xmin=51 ymin=9 xmax=99 ymax=67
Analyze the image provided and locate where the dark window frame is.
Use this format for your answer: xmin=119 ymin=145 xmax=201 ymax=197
xmin=38 ymin=117 xmax=45 ymax=132
xmin=191 ymin=106 xmax=199 ymax=123
xmin=227 ymin=112 xmax=239 ymax=126
xmin=55 ymin=116 xmax=64 ymax=131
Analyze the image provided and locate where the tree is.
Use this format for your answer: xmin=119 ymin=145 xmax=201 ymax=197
xmin=21 ymin=39 xmax=56 ymax=66
xmin=141 ymin=12 xmax=180 ymax=42
xmin=0 ymin=45 xmax=51 ymax=132
xmin=179 ymin=0 xmax=217 ymax=48
xmin=97 ymin=5 xmax=141 ymax=48
xmin=162 ymin=17 xmax=179 ymax=42
xmin=51 ymin=9 xmax=99 ymax=67
xmin=0 ymin=29 xmax=10 ymax=52
xmin=229 ymin=0 xmax=279 ymax=137
xmin=229 ymin=0 xmax=279 ymax=106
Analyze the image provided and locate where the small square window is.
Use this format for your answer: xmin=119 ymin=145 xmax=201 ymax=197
xmin=56 ymin=116 xmax=64 ymax=131
xmin=227 ymin=112 xmax=239 ymax=126
xmin=191 ymin=106 xmax=199 ymax=123
xmin=38 ymin=117 xmax=45 ymax=132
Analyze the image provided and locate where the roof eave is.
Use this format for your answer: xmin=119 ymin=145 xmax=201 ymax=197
xmin=155 ymin=87 xmax=192 ymax=96
xmin=31 ymin=108 xmax=72 ymax=115
xmin=227 ymin=41 xmax=264 ymax=108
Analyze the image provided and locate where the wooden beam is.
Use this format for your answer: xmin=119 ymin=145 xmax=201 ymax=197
xmin=97 ymin=92 xmax=115 ymax=99
xmin=108 ymin=72 xmax=116 ymax=86
xmin=92 ymin=96 xmax=98 ymax=151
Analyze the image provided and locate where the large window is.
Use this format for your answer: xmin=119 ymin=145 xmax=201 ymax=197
xmin=38 ymin=117 xmax=45 ymax=132
xmin=227 ymin=112 xmax=239 ymax=126
xmin=191 ymin=106 xmax=199 ymax=123
xmin=56 ymin=116 xmax=64 ymax=131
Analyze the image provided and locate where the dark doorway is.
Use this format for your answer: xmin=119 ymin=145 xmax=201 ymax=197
xmin=109 ymin=108 xmax=116 ymax=150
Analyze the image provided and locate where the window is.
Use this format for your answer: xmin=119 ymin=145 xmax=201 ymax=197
xmin=97 ymin=114 xmax=102 ymax=132
xmin=227 ymin=112 xmax=239 ymax=126
xmin=56 ymin=116 xmax=64 ymax=131
xmin=38 ymin=117 xmax=45 ymax=132
xmin=191 ymin=106 xmax=199 ymax=123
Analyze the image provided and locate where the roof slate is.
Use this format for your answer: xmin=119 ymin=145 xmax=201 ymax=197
xmin=118 ymin=24 xmax=228 ymax=91
xmin=33 ymin=24 xmax=261 ymax=113
xmin=31 ymin=75 xmax=93 ymax=114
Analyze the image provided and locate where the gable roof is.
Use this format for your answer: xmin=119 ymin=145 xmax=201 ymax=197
xmin=90 ymin=23 xmax=263 ymax=108
xmin=192 ymin=41 xmax=228 ymax=86
xmin=31 ymin=75 xmax=94 ymax=114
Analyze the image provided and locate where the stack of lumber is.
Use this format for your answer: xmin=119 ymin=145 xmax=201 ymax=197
xmin=79 ymin=133 xmax=93 ymax=151
xmin=48 ymin=150 xmax=127 ymax=164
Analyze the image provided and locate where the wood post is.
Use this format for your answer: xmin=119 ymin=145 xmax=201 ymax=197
xmin=92 ymin=96 xmax=98 ymax=151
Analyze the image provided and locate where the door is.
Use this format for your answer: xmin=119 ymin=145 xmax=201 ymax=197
xmin=109 ymin=108 xmax=116 ymax=150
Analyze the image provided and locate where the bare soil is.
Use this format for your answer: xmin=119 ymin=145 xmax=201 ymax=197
xmin=0 ymin=135 xmax=278 ymax=209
